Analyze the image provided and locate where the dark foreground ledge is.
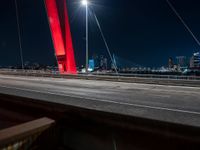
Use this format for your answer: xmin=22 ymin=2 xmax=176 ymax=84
xmin=0 ymin=93 xmax=200 ymax=150
xmin=0 ymin=117 xmax=55 ymax=149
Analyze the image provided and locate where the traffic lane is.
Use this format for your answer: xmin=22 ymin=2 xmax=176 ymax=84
xmin=1 ymin=85 xmax=200 ymax=128
xmin=0 ymin=75 xmax=200 ymax=113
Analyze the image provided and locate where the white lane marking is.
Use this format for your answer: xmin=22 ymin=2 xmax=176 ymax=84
xmin=148 ymin=94 xmax=171 ymax=98
xmin=0 ymin=85 xmax=200 ymax=116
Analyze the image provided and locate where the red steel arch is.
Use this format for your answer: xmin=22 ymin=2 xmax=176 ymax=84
xmin=45 ymin=0 xmax=77 ymax=74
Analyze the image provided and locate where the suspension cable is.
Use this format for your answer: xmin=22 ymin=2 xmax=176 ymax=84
xmin=166 ymin=0 xmax=200 ymax=47
xmin=14 ymin=0 xmax=24 ymax=70
xmin=92 ymin=11 xmax=119 ymax=75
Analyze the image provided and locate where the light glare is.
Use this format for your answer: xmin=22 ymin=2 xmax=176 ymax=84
xmin=81 ymin=0 xmax=88 ymax=6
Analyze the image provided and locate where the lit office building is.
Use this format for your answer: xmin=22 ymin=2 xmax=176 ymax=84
xmin=190 ymin=52 xmax=200 ymax=68
xmin=176 ymin=56 xmax=187 ymax=68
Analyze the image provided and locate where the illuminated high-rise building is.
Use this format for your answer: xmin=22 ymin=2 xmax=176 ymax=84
xmin=176 ymin=56 xmax=187 ymax=69
xmin=190 ymin=52 xmax=200 ymax=68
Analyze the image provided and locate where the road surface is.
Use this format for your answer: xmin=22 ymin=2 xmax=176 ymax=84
xmin=0 ymin=75 xmax=200 ymax=127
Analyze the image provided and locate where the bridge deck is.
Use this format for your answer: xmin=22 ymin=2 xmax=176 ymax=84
xmin=0 ymin=75 xmax=200 ymax=128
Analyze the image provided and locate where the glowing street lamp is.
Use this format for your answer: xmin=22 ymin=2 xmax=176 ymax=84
xmin=81 ymin=0 xmax=88 ymax=6
xmin=81 ymin=0 xmax=89 ymax=73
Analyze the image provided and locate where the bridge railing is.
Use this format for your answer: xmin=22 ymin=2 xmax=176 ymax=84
xmin=91 ymin=72 xmax=200 ymax=81
xmin=0 ymin=68 xmax=200 ymax=81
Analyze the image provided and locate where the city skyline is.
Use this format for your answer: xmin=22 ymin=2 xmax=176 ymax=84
xmin=0 ymin=0 xmax=200 ymax=67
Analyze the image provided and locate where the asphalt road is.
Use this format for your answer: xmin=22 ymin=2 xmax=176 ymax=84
xmin=0 ymin=75 xmax=200 ymax=128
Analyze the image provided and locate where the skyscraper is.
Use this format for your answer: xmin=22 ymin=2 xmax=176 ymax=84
xmin=168 ymin=57 xmax=174 ymax=69
xmin=190 ymin=52 xmax=200 ymax=68
xmin=176 ymin=56 xmax=187 ymax=69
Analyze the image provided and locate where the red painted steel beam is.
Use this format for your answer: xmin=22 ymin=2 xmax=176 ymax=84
xmin=45 ymin=0 xmax=77 ymax=74
xmin=63 ymin=0 xmax=77 ymax=74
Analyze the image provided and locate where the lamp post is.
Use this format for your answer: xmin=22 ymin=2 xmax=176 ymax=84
xmin=82 ymin=0 xmax=89 ymax=73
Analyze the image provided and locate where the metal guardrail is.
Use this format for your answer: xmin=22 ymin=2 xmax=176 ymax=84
xmin=0 ymin=117 xmax=55 ymax=150
xmin=90 ymin=72 xmax=200 ymax=81
xmin=0 ymin=69 xmax=200 ymax=81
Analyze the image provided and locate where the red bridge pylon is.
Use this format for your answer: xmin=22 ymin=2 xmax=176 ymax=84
xmin=45 ymin=0 xmax=77 ymax=74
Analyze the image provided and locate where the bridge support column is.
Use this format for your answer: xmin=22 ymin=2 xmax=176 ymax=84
xmin=45 ymin=0 xmax=77 ymax=74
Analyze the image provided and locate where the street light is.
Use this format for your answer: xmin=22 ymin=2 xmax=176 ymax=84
xmin=81 ymin=0 xmax=88 ymax=6
xmin=81 ymin=0 xmax=89 ymax=73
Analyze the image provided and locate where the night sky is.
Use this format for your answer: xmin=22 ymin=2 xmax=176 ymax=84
xmin=0 ymin=0 xmax=200 ymax=67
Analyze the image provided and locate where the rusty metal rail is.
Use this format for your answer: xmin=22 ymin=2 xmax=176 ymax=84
xmin=0 ymin=117 xmax=55 ymax=149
